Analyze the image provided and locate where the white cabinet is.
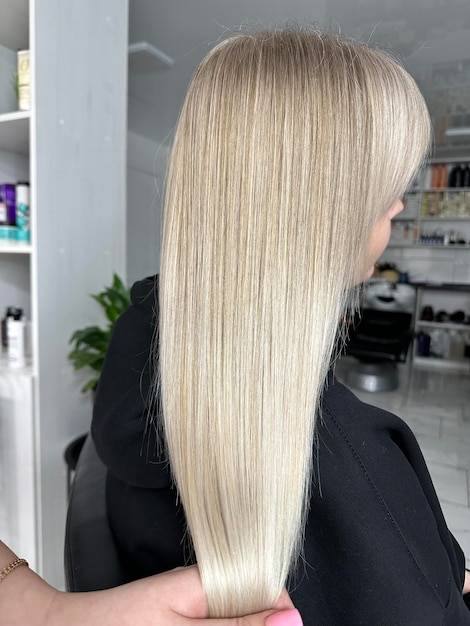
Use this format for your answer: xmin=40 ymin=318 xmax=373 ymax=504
xmin=0 ymin=369 xmax=35 ymax=560
xmin=0 ymin=0 xmax=128 ymax=587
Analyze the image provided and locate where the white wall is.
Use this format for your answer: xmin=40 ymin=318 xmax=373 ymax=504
xmin=382 ymin=245 xmax=470 ymax=284
xmin=33 ymin=0 xmax=128 ymax=586
xmin=0 ymin=43 xmax=17 ymax=114
xmin=126 ymin=130 xmax=168 ymax=283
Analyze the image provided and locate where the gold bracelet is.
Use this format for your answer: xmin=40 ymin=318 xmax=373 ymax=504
xmin=0 ymin=558 xmax=29 ymax=582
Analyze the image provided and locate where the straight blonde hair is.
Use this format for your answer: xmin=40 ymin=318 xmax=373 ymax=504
xmin=159 ymin=27 xmax=431 ymax=618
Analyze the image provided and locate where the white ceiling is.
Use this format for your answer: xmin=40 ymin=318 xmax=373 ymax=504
xmin=128 ymin=0 xmax=470 ymax=153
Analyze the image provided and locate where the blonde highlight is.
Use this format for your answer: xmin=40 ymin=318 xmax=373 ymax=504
xmin=159 ymin=27 xmax=431 ymax=617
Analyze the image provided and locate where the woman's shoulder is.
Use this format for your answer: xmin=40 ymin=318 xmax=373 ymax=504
xmin=321 ymin=372 xmax=410 ymax=437
xmin=129 ymin=274 xmax=159 ymax=312
xmin=319 ymin=373 xmax=431 ymax=488
xmin=299 ymin=373 xmax=468 ymax=624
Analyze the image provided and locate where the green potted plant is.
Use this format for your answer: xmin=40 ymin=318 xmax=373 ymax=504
xmin=65 ymin=274 xmax=131 ymax=486
xmin=68 ymin=273 xmax=131 ymax=393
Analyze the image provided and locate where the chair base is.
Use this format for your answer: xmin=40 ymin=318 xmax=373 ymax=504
xmin=345 ymin=361 xmax=399 ymax=393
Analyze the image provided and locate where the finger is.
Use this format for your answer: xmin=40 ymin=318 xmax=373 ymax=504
xmin=164 ymin=566 xmax=294 ymax=618
xmin=161 ymin=565 xmax=298 ymax=625
xmin=273 ymin=589 xmax=294 ymax=611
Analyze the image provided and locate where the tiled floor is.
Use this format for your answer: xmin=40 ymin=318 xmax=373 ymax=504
xmin=336 ymin=356 xmax=470 ymax=568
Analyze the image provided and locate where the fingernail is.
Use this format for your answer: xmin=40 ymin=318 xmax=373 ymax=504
xmin=265 ymin=608 xmax=303 ymax=626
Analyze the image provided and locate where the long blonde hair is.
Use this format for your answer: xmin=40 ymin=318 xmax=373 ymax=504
xmin=159 ymin=27 xmax=430 ymax=617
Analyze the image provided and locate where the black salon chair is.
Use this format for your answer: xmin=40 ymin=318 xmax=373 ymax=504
xmin=64 ymin=434 xmax=130 ymax=591
xmin=344 ymin=309 xmax=413 ymax=392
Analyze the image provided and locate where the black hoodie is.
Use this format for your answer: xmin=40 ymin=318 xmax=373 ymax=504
xmin=92 ymin=276 xmax=470 ymax=625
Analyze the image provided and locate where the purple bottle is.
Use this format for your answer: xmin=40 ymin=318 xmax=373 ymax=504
xmin=0 ymin=184 xmax=16 ymax=225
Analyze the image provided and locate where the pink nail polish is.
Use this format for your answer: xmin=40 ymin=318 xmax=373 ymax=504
xmin=265 ymin=608 xmax=303 ymax=626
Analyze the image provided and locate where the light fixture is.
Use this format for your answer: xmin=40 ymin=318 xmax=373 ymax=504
xmin=445 ymin=127 xmax=470 ymax=137
xmin=128 ymin=41 xmax=174 ymax=73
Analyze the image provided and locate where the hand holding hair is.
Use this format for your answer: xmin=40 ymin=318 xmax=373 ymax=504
xmin=0 ymin=541 xmax=302 ymax=626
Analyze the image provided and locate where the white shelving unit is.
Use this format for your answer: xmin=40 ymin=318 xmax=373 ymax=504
xmin=412 ymin=284 xmax=470 ymax=372
xmin=0 ymin=0 xmax=129 ymax=587
xmin=0 ymin=241 xmax=32 ymax=253
xmin=383 ymin=160 xmax=470 ymax=300
xmin=415 ymin=320 xmax=469 ymax=332
xmin=381 ymin=161 xmax=470 ymax=373
xmin=412 ymin=356 xmax=469 ymax=372
xmin=389 ymin=160 xmax=470 ymax=250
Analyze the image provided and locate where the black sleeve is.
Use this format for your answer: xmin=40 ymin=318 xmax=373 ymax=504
xmin=450 ymin=530 xmax=468 ymax=592
xmin=91 ymin=275 xmax=170 ymax=488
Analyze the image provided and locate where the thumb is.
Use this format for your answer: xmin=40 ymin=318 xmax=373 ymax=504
xmin=262 ymin=608 xmax=303 ymax=626
xmin=190 ymin=608 xmax=303 ymax=626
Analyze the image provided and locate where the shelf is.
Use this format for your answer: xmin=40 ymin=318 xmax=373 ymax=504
xmin=413 ymin=355 xmax=470 ymax=372
xmin=412 ymin=282 xmax=470 ymax=292
xmin=0 ymin=111 xmax=30 ymax=155
xmin=0 ymin=353 xmax=34 ymax=376
xmin=388 ymin=243 xmax=470 ymax=250
xmin=0 ymin=111 xmax=30 ymax=124
xmin=421 ymin=188 xmax=470 ymax=192
xmin=416 ymin=320 xmax=470 ymax=332
xmin=429 ymin=83 xmax=470 ymax=92
xmin=0 ymin=240 xmax=32 ymax=254
xmin=420 ymin=216 xmax=470 ymax=221
xmin=415 ymin=244 xmax=470 ymax=250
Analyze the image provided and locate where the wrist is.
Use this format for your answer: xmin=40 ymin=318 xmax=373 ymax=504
xmin=0 ymin=558 xmax=28 ymax=582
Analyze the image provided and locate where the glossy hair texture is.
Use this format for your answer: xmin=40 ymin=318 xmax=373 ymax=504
xmin=159 ymin=27 xmax=430 ymax=617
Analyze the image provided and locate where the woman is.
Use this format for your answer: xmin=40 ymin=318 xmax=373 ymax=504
xmin=93 ymin=27 xmax=470 ymax=623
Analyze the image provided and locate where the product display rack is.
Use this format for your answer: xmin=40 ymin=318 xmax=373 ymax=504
xmin=389 ymin=159 xmax=470 ymax=249
xmin=0 ymin=112 xmax=31 ymax=255
xmin=381 ymin=158 xmax=470 ymax=372
xmin=412 ymin=284 xmax=470 ymax=372
xmin=0 ymin=0 xmax=128 ymax=588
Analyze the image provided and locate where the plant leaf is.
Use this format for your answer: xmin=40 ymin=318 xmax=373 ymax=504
xmin=81 ymin=374 xmax=100 ymax=393
xmin=69 ymin=325 xmax=108 ymax=345
xmin=68 ymin=349 xmax=105 ymax=372
xmin=68 ymin=273 xmax=131 ymax=393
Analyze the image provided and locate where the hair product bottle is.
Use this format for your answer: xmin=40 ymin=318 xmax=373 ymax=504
xmin=0 ymin=193 xmax=6 ymax=225
xmin=16 ymin=182 xmax=30 ymax=242
xmin=462 ymin=164 xmax=470 ymax=188
xmin=448 ymin=164 xmax=463 ymax=188
xmin=17 ymin=50 xmax=31 ymax=111
xmin=7 ymin=310 xmax=26 ymax=368
xmin=1 ymin=306 xmax=21 ymax=348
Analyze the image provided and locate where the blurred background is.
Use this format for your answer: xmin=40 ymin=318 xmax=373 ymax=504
xmin=127 ymin=0 xmax=470 ymax=280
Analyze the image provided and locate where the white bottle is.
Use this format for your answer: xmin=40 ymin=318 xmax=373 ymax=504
xmin=448 ymin=330 xmax=463 ymax=360
xmin=7 ymin=316 xmax=26 ymax=368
